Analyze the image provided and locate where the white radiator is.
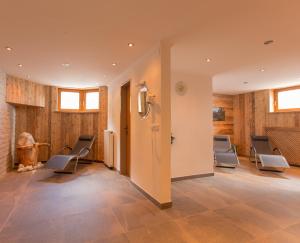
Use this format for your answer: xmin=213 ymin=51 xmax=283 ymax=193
xmin=104 ymin=130 xmax=114 ymax=168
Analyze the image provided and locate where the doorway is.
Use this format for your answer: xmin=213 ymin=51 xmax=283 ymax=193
xmin=120 ymin=81 xmax=131 ymax=176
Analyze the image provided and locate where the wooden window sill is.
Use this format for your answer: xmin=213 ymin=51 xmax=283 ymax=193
xmin=269 ymin=110 xmax=300 ymax=114
xmin=54 ymin=110 xmax=99 ymax=114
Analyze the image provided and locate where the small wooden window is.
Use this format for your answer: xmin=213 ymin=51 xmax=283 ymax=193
xmin=274 ymin=86 xmax=300 ymax=112
xmin=85 ymin=90 xmax=99 ymax=110
xmin=58 ymin=88 xmax=100 ymax=112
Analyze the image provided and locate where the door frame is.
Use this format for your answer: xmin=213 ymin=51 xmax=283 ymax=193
xmin=120 ymin=81 xmax=131 ymax=176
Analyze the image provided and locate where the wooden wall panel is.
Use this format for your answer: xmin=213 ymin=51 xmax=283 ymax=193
xmin=49 ymin=87 xmax=108 ymax=161
xmin=233 ymin=93 xmax=255 ymax=156
xmin=15 ymin=86 xmax=51 ymax=161
xmin=266 ymin=112 xmax=299 ymax=128
xmin=233 ymin=89 xmax=300 ymax=162
xmin=254 ymin=90 xmax=268 ymax=135
xmin=266 ymin=127 xmax=300 ymax=166
xmin=98 ymin=86 xmax=108 ymax=161
xmin=213 ymin=94 xmax=234 ymax=142
xmin=6 ymin=75 xmax=46 ymax=107
xmin=14 ymin=82 xmax=108 ymax=163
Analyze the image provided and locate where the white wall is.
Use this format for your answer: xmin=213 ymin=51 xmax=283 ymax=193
xmin=171 ymin=72 xmax=214 ymax=178
xmin=108 ymin=43 xmax=171 ymax=204
xmin=0 ymin=70 xmax=15 ymax=177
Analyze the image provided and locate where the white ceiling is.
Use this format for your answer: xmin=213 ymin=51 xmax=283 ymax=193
xmin=1 ymin=0 xmax=300 ymax=93
xmin=171 ymin=0 xmax=300 ymax=94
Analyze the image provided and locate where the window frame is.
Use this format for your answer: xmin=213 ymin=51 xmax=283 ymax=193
xmin=58 ymin=88 xmax=100 ymax=112
xmin=84 ymin=89 xmax=100 ymax=111
xmin=274 ymin=85 xmax=300 ymax=112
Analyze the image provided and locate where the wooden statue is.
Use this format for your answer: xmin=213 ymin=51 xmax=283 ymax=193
xmin=16 ymin=132 xmax=49 ymax=169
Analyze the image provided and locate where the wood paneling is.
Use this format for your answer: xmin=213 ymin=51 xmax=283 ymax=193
xmin=14 ymin=80 xmax=108 ymax=163
xmin=233 ymin=93 xmax=255 ymax=156
xmin=266 ymin=127 xmax=300 ymax=166
xmin=15 ymin=87 xmax=51 ymax=162
xmin=233 ymin=89 xmax=300 ymax=160
xmin=213 ymin=94 xmax=234 ymax=142
xmin=6 ymin=75 xmax=46 ymax=107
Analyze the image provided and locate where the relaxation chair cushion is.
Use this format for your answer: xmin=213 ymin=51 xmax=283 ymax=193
xmin=251 ymin=136 xmax=274 ymax=155
xmin=258 ymin=154 xmax=290 ymax=169
xmin=46 ymin=135 xmax=96 ymax=173
xmin=70 ymin=135 xmax=95 ymax=157
xmin=213 ymin=135 xmax=232 ymax=153
xmin=251 ymin=136 xmax=269 ymax=141
xmin=215 ymin=152 xmax=239 ymax=167
xmin=46 ymin=155 xmax=77 ymax=170
xmin=79 ymin=135 xmax=95 ymax=141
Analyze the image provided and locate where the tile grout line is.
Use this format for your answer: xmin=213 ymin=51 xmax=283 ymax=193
xmin=0 ymin=173 xmax=34 ymax=234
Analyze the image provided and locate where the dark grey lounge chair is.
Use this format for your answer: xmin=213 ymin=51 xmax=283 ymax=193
xmin=250 ymin=135 xmax=289 ymax=172
xmin=46 ymin=135 xmax=95 ymax=173
xmin=213 ymin=135 xmax=239 ymax=168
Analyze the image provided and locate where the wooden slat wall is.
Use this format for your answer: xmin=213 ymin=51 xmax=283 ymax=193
xmin=233 ymin=93 xmax=255 ymax=156
xmin=14 ymin=81 xmax=108 ymax=163
xmin=6 ymin=75 xmax=46 ymax=107
xmin=15 ymin=86 xmax=51 ymax=161
xmin=213 ymin=94 xmax=234 ymax=142
xmin=233 ymin=90 xmax=300 ymax=161
xmin=50 ymin=86 xmax=107 ymax=161
xmin=266 ymin=127 xmax=300 ymax=166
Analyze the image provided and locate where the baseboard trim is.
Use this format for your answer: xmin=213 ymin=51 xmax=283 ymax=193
xmin=171 ymin=173 xmax=214 ymax=182
xmin=130 ymin=181 xmax=172 ymax=209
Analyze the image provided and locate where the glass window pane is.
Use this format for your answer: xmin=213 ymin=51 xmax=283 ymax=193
xmin=278 ymin=89 xmax=300 ymax=110
xmin=60 ymin=91 xmax=80 ymax=110
xmin=86 ymin=92 xmax=99 ymax=110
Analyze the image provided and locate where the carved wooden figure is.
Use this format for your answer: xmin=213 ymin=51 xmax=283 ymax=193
xmin=16 ymin=132 xmax=49 ymax=167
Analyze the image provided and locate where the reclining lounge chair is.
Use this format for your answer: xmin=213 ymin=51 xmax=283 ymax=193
xmin=250 ymin=135 xmax=290 ymax=172
xmin=46 ymin=135 xmax=95 ymax=173
xmin=213 ymin=135 xmax=239 ymax=168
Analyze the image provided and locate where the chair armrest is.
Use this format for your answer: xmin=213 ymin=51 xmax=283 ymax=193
xmin=273 ymin=147 xmax=282 ymax=155
xmin=59 ymin=145 xmax=72 ymax=154
xmin=16 ymin=145 xmax=34 ymax=149
xmin=64 ymin=145 xmax=72 ymax=150
xmin=36 ymin=143 xmax=50 ymax=147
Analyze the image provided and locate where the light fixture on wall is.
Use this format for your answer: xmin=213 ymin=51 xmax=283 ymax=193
xmin=138 ymin=82 xmax=152 ymax=119
xmin=260 ymin=68 xmax=265 ymax=72
xmin=5 ymin=46 xmax=12 ymax=51
xmin=206 ymin=58 xmax=211 ymax=63
xmin=112 ymin=63 xmax=117 ymax=66
xmin=17 ymin=64 xmax=23 ymax=68
xmin=128 ymin=43 xmax=135 ymax=47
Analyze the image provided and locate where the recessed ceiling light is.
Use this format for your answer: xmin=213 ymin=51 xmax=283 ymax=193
xmin=62 ymin=63 xmax=70 ymax=67
xmin=264 ymin=40 xmax=274 ymax=45
xmin=128 ymin=43 xmax=135 ymax=47
xmin=112 ymin=63 xmax=117 ymax=66
xmin=206 ymin=58 xmax=211 ymax=63
xmin=17 ymin=64 xmax=23 ymax=68
xmin=5 ymin=46 xmax=12 ymax=51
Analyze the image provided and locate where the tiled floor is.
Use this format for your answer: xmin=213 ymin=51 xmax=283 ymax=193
xmin=1 ymin=158 xmax=300 ymax=242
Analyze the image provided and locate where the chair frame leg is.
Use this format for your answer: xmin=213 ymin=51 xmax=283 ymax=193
xmin=73 ymin=157 xmax=79 ymax=173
